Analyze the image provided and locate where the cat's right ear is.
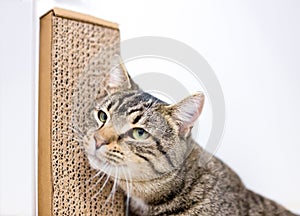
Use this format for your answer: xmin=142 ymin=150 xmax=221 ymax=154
xmin=102 ymin=55 xmax=139 ymax=94
xmin=167 ymin=92 xmax=205 ymax=138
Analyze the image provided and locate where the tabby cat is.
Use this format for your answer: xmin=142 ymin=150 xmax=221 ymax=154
xmin=83 ymin=59 xmax=297 ymax=216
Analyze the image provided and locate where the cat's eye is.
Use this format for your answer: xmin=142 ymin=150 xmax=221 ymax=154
xmin=131 ymin=128 xmax=149 ymax=140
xmin=97 ymin=110 xmax=108 ymax=123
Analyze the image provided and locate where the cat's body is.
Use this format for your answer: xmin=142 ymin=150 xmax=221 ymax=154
xmin=122 ymin=142 xmax=294 ymax=216
xmin=83 ymin=57 xmax=297 ymax=216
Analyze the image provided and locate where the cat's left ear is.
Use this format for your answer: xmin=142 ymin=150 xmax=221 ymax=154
xmin=102 ymin=55 xmax=139 ymax=94
xmin=167 ymin=92 xmax=205 ymax=137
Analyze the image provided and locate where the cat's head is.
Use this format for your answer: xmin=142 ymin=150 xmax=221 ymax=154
xmin=84 ymin=57 xmax=205 ymax=181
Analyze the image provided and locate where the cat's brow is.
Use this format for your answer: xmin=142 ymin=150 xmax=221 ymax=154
xmin=117 ymin=92 xmax=140 ymax=110
xmin=126 ymin=98 xmax=154 ymax=116
xmin=98 ymin=99 xmax=113 ymax=111
xmin=105 ymin=93 xmax=131 ymax=112
xmin=107 ymin=102 xmax=112 ymax=111
xmin=132 ymin=114 xmax=143 ymax=124
xmin=118 ymin=92 xmax=153 ymax=113
xmin=127 ymin=106 xmax=144 ymax=115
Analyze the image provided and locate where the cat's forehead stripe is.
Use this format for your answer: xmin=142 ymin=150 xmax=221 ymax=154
xmin=127 ymin=106 xmax=144 ymax=115
xmin=132 ymin=114 xmax=143 ymax=124
xmin=102 ymin=92 xmax=136 ymax=112
xmin=117 ymin=92 xmax=141 ymax=111
xmin=107 ymin=102 xmax=112 ymax=111
xmin=122 ymin=97 xmax=156 ymax=114
xmin=126 ymin=100 xmax=157 ymax=124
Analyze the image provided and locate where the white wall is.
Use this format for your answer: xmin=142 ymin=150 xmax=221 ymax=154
xmin=0 ymin=0 xmax=299 ymax=215
xmin=0 ymin=1 xmax=35 ymax=215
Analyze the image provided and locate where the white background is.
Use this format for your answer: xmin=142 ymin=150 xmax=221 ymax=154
xmin=0 ymin=1 xmax=35 ymax=215
xmin=0 ymin=0 xmax=299 ymax=215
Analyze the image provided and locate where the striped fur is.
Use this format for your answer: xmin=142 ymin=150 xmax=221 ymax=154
xmin=83 ymin=61 xmax=297 ymax=215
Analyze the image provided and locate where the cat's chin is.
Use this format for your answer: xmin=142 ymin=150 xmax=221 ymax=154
xmin=87 ymin=154 xmax=105 ymax=171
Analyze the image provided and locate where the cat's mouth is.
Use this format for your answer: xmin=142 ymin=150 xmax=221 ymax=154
xmin=88 ymin=147 xmax=126 ymax=169
xmin=87 ymin=153 xmax=131 ymax=179
xmin=88 ymin=149 xmax=179 ymax=183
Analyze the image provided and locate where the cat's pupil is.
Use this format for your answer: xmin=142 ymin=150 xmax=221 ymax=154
xmin=137 ymin=128 xmax=144 ymax=136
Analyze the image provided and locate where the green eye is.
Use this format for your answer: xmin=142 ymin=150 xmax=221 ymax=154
xmin=98 ymin=110 xmax=108 ymax=123
xmin=132 ymin=128 xmax=149 ymax=140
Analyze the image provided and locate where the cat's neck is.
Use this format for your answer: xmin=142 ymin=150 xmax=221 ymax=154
xmin=118 ymin=140 xmax=204 ymax=204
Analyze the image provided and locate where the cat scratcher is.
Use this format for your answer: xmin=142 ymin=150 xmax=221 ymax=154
xmin=38 ymin=8 xmax=124 ymax=215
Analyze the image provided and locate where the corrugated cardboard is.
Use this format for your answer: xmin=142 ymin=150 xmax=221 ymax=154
xmin=38 ymin=8 xmax=124 ymax=215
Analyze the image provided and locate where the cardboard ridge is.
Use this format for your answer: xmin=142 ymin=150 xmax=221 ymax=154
xmin=40 ymin=7 xmax=119 ymax=30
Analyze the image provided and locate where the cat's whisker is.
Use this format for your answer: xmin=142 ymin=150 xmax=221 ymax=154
xmin=125 ymin=167 xmax=133 ymax=205
xmin=105 ymin=167 xmax=118 ymax=206
xmin=110 ymin=168 xmax=119 ymax=208
xmin=112 ymin=168 xmax=120 ymax=208
xmin=68 ymin=125 xmax=85 ymax=138
xmin=127 ymin=169 xmax=133 ymax=193
xmin=85 ymin=170 xmax=102 ymax=185
xmin=121 ymin=166 xmax=131 ymax=216
xmin=68 ymin=125 xmax=84 ymax=135
xmin=89 ymin=165 xmax=109 ymax=192
xmin=69 ymin=123 xmax=84 ymax=133
xmin=91 ymin=167 xmax=112 ymax=200
xmin=71 ymin=131 xmax=85 ymax=140
xmin=85 ymin=163 xmax=108 ymax=185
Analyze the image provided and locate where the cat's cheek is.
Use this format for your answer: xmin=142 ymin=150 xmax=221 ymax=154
xmin=87 ymin=155 xmax=104 ymax=170
xmin=95 ymin=145 xmax=107 ymax=159
xmin=83 ymin=142 xmax=92 ymax=156
xmin=83 ymin=132 xmax=96 ymax=154
xmin=125 ymin=161 xmax=152 ymax=179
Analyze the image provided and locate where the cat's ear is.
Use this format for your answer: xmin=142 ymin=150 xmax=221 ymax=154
xmin=168 ymin=92 xmax=205 ymax=137
xmin=102 ymin=55 xmax=138 ymax=94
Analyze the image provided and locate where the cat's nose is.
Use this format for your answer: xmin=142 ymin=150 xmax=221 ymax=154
xmin=94 ymin=126 xmax=118 ymax=149
xmin=94 ymin=136 xmax=109 ymax=149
